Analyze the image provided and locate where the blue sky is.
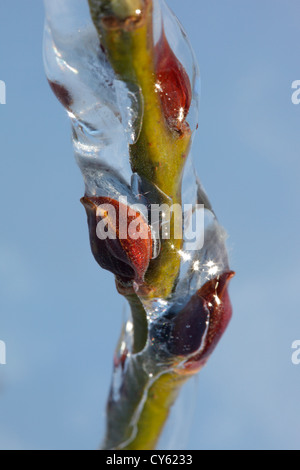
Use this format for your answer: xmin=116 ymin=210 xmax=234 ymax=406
xmin=0 ymin=0 xmax=300 ymax=449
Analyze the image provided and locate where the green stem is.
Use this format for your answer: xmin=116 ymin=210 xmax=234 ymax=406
xmin=88 ymin=0 xmax=193 ymax=450
xmin=89 ymin=0 xmax=144 ymax=21
xmin=124 ymin=372 xmax=188 ymax=450
xmin=102 ymin=338 xmax=188 ymax=450
xmin=126 ymin=294 xmax=148 ymax=353
xmin=89 ymin=0 xmax=191 ymax=300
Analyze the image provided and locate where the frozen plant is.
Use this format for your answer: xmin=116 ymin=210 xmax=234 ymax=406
xmin=44 ymin=0 xmax=234 ymax=450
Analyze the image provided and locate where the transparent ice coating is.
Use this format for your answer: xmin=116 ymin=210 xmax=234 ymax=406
xmin=44 ymin=1 xmax=232 ymax=447
xmin=154 ymin=0 xmax=200 ymax=133
xmin=43 ymin=0 xmax=199 ymax=187
xmin=43 ymin=0 xmax=230 ymax=315
xmin=43 ymin=0 xmax=142 ymax=185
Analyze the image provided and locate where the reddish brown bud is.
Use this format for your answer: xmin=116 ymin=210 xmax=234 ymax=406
xmin=179 ymin=271 xmax=235 ymax=374
xmin=81 ymin=196 xmax=152 ymax=286
xmin=166 ymin=293 xmax=210 ymax=357
xmin=48 ymin=80 xmax=73 ymax=111
xmin=155 ymin=29 xmax=192 ymax=132
xmin=150 ymin=271 xmax=234 ymax=373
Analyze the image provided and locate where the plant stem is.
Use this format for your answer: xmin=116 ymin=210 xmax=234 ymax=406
xmin=88 ymin=0 xmax=193 ymax=450
xmin=88 ymin=0 xmax=191 ymax=299
xmin=124 ymin=372 xmax=187 ymax=450
xmin=103 ymin=346 xmax=188 ymax=450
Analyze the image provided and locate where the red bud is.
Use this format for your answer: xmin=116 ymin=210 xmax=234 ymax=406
xmin=81 ymin=196 xmax=152 ymax=286
xmin=155 ymin=29 xmax=192 ymax=132
xmin=165 ymin=293 xmax=210 ymax=357
xmin=48 ymin=80 xmax=73 ymax=111
xmin=180 ymin=271 xmax=235 ymax=374
xmin=150 ymin=271 xmax=234 ymax=373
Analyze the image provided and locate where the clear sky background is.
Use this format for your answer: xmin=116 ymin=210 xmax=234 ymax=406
xmin=0 ymin=0 xmax=300 ymax=450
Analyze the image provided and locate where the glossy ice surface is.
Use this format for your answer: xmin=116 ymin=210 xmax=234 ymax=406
xmin=1 ymin=0 xmax=299 ymax=451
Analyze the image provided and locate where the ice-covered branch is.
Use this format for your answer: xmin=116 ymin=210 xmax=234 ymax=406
xmin=44 ymin=0 xmax=234 ymax=450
